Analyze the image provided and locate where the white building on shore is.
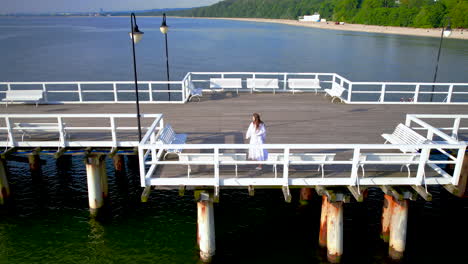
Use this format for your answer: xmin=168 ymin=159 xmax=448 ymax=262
xmin=299 ymin=13 xmax=320 ymax=22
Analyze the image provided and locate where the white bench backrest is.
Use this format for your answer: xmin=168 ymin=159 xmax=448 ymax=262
xmin=247 ymin=78 xmax=279 ymax=89
xmin=14 ymin=122 xmax=60 ymax=132
xmin=6 ymin=90 xmax=43 ymax=100
xmin=210 ymin=78 xmax=242 ymax=89
xmin=269 ymin=153 xmax=336 ymax=162
xmin=332 ymin=83 xmax=346 ymax=95
xmin=158 ymin=124 xmax=175 ymax=144
xmin=178 ymin=153 xmax=247 ymax=162
xmin=360 ymin=153 xmax=420 ymax=162
xmin=288 ymin=78 xmax=320 ymax=88
xmin=393 ymin=123 xmax=427 ymax=145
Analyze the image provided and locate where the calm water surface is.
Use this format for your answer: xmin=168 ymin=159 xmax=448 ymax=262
xmin=0 ymin=17 xmax=467 ymax=264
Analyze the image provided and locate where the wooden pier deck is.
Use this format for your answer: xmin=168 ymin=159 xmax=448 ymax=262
xmin=3 ymin=92 xmax=467 ymax=144
xmin=3 ymin=92 xmax=466 ymax=184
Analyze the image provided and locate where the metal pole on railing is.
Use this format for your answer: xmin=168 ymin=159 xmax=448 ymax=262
xmin=160 ymin=14 xmax=171 ymax=101
xmin=129 ymin=13 xmax=143 ymax=141
xmin=431 ymin=17 xmax=451 ymax=102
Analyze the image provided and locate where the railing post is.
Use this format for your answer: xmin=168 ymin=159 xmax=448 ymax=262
xmin=350 ymin=147 xmax=360 ymax=186
xmin=426 ymin=129 xmax=434 ymax=141
xmin=404 ymin=115 xmax=412 ymax=127
xmin=7 ymin=84 xmax=11 ymax=91
xmin=332 ymin=75 xmax=336 ymax=85
xmin=413 ymin=85 xmax=420 ymax=103
xmin=113 ymin=83 xmax=118 ymax=102
xmin=42 ymin=83 xmax=48 ymax=102
xmin=451 ymin=147 xmax=467 ymax=185
xmin=57 ymin=117 xmax=66 ymax=147
xmin=415 ymin=147 xmax=430 ymax=185
xmin=110 ymin=117 xmax=117 ymax=147
xmin=347 ymin=83 xmax=353 ymax=102
xmin=77 ymin=83 xmax=83 ymax=102
xmin=380 ymin=84 xmax=386 ymax=103
xmin=283 ymin=147 xmax=290 ymax=185
xmin=452 ymin=117 xmax=461 ymax=140
xmin=283 ymin=73 xmax=287 ymax=91
xmin=221 ymin=73 xmax=224 ymax=79
xmin=5 ymin=117 xmax=15 ymax=147
xmin=446 ymin=85 xmax=454 ymax=103
xmin=149 ymin=83 xmax=153 ymax=102
xmin=214 ymin=147 xmax=220 ymax=200
xmin=138 ymin=147 xmax=147 ymax=187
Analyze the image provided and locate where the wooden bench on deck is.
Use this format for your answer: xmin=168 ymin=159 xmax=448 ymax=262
xmin=358 ymin=153 xmax=421 ymax=178
xmin=178 ymin=153 xmax=247 ymax=178
xmin=2 ymin=90 xmax=44 ymax=107
xmin=382 ymin=123 xmax=430 ymax=153
xmin=157 ymin=124 xmax=188 ymax=159
xmin=246 ymin=78 xmax=280 ymax=94
xmin=268 ymin=153 xmax=336 ymax=178
xmin=210 ymin=78 xmax=243 ymax=94
xmin=288 ymin=78 xmax=321 ymax=94
xmin=14 ymin=122 xmax=67 ymax=141
xmin=324 ymin=83 xmax=346 ymax=103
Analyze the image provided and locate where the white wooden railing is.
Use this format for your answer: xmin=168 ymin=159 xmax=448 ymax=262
xmin=406 ymin=114 xmax=468 ymax=142
xmin=0 ymin=79 xmax=189 ymax=104
xmin=0 ymin=114 xmax=163 ymax=148
xmin=138 ymin=114 xmax=467 ymax=190
xmin=1 ymin=72 xmax=467 ymax=104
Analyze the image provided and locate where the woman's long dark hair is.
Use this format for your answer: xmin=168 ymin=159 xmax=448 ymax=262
xmin=253 ymin=113 xmax=264 ymax=130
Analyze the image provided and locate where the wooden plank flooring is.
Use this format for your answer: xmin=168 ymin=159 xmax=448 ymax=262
xmin=3 ymin=92 xmax=467 ymax=144
xmin=2 ymin=92 xmax=466 ymax=183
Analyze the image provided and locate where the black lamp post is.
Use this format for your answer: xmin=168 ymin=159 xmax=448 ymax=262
xmin=129 ymin=13 xmax=144 ymax=140
xmin=431 ymin=17 xmax=451 ymax=102
xmin=160 ymin=13 xmax=171 ymax=101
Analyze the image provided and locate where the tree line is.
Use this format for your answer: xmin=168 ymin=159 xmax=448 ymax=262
xmin=143 ymin=0 xmax=467 ymax=28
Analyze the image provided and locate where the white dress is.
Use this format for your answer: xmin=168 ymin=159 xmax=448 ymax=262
xmin=245 ymin=122 xmax=268 ymax=161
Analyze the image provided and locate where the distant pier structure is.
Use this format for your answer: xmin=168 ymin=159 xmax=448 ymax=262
xmin=1 ymin=72 xmax=468 ymax=262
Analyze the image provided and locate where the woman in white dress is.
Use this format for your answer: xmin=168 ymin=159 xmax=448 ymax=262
xmin=245 ymin=113 xmax=268 ymax=170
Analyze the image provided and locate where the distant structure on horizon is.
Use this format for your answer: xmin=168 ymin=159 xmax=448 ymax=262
xmin=299 ymin=13 xmax=320 ymax=22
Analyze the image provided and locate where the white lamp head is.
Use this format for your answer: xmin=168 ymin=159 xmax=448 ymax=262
xmin=129 ymin=25 xmax=144 ymax=44
xmin=160 ymin=13 xmax=169 ymax=34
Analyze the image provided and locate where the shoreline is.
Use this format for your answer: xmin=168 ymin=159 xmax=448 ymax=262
xmin=174 ymin=16 xmax=468 ymax=40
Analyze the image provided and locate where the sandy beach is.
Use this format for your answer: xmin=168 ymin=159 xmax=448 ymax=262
xmin=176 ymin=16 xmax=468 ymax=40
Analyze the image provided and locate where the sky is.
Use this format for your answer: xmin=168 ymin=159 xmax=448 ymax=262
xmin=2 ymin=0 xmax=221 ymax=14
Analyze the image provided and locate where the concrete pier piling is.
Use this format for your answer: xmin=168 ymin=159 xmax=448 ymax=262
xmin=381 ymin=194 xmax=395 ymax=243
xmin=389 ymin=199 xmax=409 ymax=260
xmin=85 ymin=156 xmax=108 ymax=216
xmin=319 ymin=195 xmax=329 ymax=248
xmin=197 ymin=191 xmax=215 ymax=262
xmin=0 ymin=159 xmax=10 ymax=205
xmin=299 ymin=187 xmax=313 ymax=205
xmin=326 ymin=201 xmax=344 ymax=263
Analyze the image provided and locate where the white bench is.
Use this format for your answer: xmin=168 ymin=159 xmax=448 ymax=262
xmin=14 ymin=122 xmax=67 ymax=141
xmin=247 ymin=78 xmax=279 ymax=94
xmin=288 ymin=78 xmax=321 ymax=94
xmin=157 ymin=124 xmax=188 ymax=159
xmin=268 ymin=153 xmax=336 ymax=178
xmin=210 ymin=78 xmax=242 ymax=94
xmin=382 ymin=123 xmax=430 ymax=153
xmin=358 ymin=153 xmax=421 ymax=178
xmin=178 ymin=153 xmax=247 ymax=177
xmin=324 ymin=83 xmax=345 ymax=103
xmin=187 ymin=82 xmax=203 ymax=102
xmin=2 ymin=90 xmax=44 ymax=107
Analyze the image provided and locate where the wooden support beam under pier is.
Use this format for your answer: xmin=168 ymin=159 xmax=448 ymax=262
xmin=411 ymin=186 xmax=432 ymax=201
